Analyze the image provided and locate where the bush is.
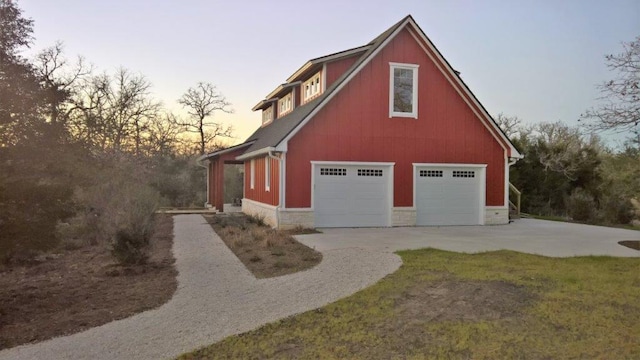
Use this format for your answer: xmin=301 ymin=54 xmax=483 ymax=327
xmin=0 ymin=180 xmax=74 ymax=263
xmin=599 ymin=194 xmax=634 ymax=225
xmin=56 ymin=159 xmax=162 ymax=265
xmin=566 ymin=188 xmax=597 ymax=222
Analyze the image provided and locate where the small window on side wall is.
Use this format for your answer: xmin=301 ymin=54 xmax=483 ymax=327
xmin=303 ymin=72 xmax=322 ymax=102
xmin=389 ymin=62 xmax=419 ymax=118
xmin=262 ymin=106 xmax=273 ymax=125
xmin=278 ymin=93 xmax=293 ymax=116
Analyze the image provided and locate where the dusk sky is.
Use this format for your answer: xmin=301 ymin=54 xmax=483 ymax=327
xmin=19 ymin=0 xmax=640 ymax=146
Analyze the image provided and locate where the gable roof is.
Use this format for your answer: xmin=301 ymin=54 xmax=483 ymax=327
xmin=216 ymin=15 xmax=521 ymax=161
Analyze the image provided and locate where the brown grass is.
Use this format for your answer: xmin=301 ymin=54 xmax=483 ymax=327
xmin=0 ymin=214 xmax=177 ymax=350
xmin=204 ymin=214 xmax=322 ymax=278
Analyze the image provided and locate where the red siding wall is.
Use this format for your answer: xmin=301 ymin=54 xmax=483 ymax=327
xmin=325 ymin=55 xmax=359 ymax=88
xmin=245 ymin=156 xmax=279 ymax=206
xmin=286 ymin=27 xmax=506 ymax=208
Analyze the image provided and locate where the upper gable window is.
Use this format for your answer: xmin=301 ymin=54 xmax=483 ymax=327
xmin=278 ymin=93 xmax=293 ymax=116
xmin=303 ymin=72 xmax=322 ymax=102
xmin=262 ymin=106 xmax=273 ymax=125
xmin=389 ymin=63 xmax=419 ymax=118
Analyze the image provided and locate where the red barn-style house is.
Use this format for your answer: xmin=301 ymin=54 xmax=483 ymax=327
xmin=199 ymin=15 xmax=522 ymax=228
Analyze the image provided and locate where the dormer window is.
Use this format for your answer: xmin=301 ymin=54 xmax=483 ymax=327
xmin=303 ymin=72 xmax=321 ymax=102
xmin=278 ymin=93 xmax=293 ymax=116
xmin=262 ymin=106 xmax=273 ymax=125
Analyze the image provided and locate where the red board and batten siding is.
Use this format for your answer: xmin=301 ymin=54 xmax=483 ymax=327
xmin=245 ymin=156 xmax=279 ymax=206
xmin=325 ymin=56 xmax=359 ymax=88
xmin=285 ymin=27 xmax=506 ymax=209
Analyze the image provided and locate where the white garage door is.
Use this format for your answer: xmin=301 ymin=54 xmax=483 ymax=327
xmin=313 ymin=163 xmax=392 ymax=228
xmin=416 ymin=165 xmax=484 ymax=226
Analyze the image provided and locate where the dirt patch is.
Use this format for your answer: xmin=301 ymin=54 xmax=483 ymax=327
xmin=0 ymin=214 xmax=177 ymax=350
xmin=618 ymin=240 xmax=640 ymax=250
xmin=204 ymin=214 xmax=322 ymax=278
xmin=395 ymin=279 xmax=532 ymax=323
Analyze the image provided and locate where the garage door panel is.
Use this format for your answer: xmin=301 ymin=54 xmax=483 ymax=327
xmin=416 ymin=166 xmax=483 ymax=226
xmin=314 ymin=164 xmax=390 ymax=228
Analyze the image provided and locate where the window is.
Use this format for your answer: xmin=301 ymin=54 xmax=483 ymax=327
xmin=278 ymin=93 xmax=293 ymax=116
xmin=357 ymin=169 xmax=383 ymax=177
xmin=303 ymin=72 xmax=322 ymax=102
xmin=389 ymin=63 xmax=419 ymax=118
xmin=420 ymin=170 xmax=443 ymax=177
xmin=320 ymin=168 xmax=346 ymax=176
xmin=250 ymin=159 xmax=255 ymax=189
xmin=265 ymin=157 xmax=270 ymax=191
xmin=452 ymin=170 xmax=475 ymax=178
xmin=262 ymin=106 xmax=273 ymax=125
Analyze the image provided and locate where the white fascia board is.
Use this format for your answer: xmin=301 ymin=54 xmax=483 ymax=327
xmin=405 ymin=19 xmax=521 ymax=159
xmin=278 ymin=19 xmax=411 ymax=148
xmin=286 ymin=62 xmax=313 ymax=82
xmin=251 ymin=98 xmax=278 ymax=112
xmin=236 ymin=147 xmax=277 ymax=161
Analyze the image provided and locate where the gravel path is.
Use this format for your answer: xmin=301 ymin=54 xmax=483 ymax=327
xmin=0 ymin=215 xmax=401 ymax=360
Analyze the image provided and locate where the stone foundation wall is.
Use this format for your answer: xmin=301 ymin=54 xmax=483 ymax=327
xmin=278 ymin=208 xmax=315 ymax=230
xmin=242 ymin=198 xmax=278 ymax=228
xmin=392 ymin=207 xmax=417 ymax=226
xmin=484 ymin=207 xmax=509 ymax=225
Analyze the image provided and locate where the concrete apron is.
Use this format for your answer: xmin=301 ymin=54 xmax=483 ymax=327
xmin=296 ymin=218 xmax=640 ymax=258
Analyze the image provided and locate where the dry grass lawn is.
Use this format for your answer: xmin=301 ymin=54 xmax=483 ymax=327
xmin=179 ymin=249 xmax=640 ymax=359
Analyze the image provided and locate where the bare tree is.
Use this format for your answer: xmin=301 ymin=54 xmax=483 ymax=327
xmin=494 ymin=113 xmax=523 ymax=139
xmin=34 ymin=42 xmax=92 ymax=129
xmin=70 ymin=68 xmax=160 ymax=154
xmin=178 ymin=82 xmax=233 ymax=154
xmin=581 ymin=36 xmax=640 ymax=135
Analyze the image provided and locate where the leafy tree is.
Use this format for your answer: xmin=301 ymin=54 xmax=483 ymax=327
xmin=178 ymin=82 xmax=233 ymax=154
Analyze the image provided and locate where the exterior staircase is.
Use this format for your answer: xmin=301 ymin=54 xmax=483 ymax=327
xmin=508 ymin=183 xmax=521 ymax=220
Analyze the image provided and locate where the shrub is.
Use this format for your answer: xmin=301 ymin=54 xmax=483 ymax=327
xmin=566 ymin=188 xmax=597 ymax=222
xmin=599 ymin=194 xmax=634 ymax=225
xmin=247 ymin=214 xmax=266 ymax=226
xmin=57 ymin=166 xmax=162 ymax=265
xmin=0 ymin=180 xmax=74 ymax=263
xmin=111 ymin=228 xmax=150 ymax=265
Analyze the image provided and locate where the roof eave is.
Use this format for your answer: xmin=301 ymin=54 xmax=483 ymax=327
xmin=235 ymin=146 xmax=277 ymax=161
xmin=251 ymin=98 xmax=278 ymax=112
xmin=198 ymin=141 xmax=255 ymax=162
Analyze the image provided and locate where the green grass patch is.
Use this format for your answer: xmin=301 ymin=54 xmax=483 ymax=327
xmin=178 ymin=249 xmax=640 ymax=359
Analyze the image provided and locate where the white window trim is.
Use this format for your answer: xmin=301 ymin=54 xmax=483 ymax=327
xmin=389 ymin=62 xmax=419 ymax=119
xmin=265 ymin=156 xmax=270 ymax=191
xmin=303 ymin=72 xmax=322 ymax=102
xmin=278 ymin=93 xmax=293 ymax=116
xmin=250 ymin=159 xmax=255 ymax=189
xmin=262 ymin=106 xmax=273 ymax=125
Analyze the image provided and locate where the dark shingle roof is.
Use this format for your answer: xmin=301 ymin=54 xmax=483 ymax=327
xmin=236 ymin=15 xmax=411 ymax=156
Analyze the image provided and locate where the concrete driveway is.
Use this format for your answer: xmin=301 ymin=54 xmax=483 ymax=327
xmin=297 ymin=218 xmax=640 ymax=258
